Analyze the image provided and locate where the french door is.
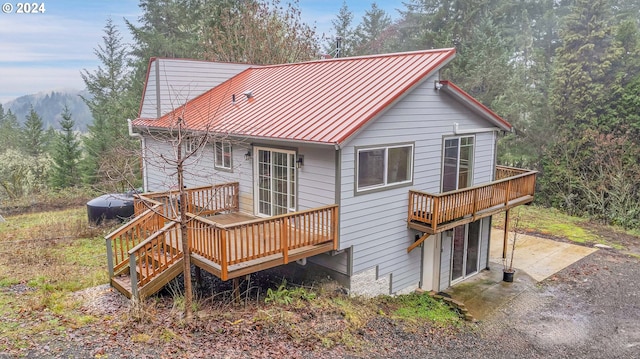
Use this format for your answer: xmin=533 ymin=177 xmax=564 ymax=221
xmin=254 ymin=147 xmax=297 ymax=217
xmin=451 ymin=221 xmax=481 ymax=283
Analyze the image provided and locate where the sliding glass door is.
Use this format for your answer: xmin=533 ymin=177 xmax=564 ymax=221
xmin=255 ymin=147 xmax=296 ymax=217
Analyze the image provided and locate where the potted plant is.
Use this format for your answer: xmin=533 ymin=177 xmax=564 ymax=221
xmin=502 ymin=212 xmax=520 ymax=282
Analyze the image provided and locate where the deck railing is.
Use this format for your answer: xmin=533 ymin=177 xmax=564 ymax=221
xmin=128 ymin=221 xmax=182 ymax=296
xmin=134 ymin=183 xmax=239 ymax=218
xmin=106 ymin=205 xmax=165 ymax=276
xmin=188 ymin=205 xmax=339 ymax=280
xmin=408 ymin=166 xmax=537 ymax=233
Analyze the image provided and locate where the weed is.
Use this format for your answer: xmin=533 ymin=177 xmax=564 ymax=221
xmin=387 ymin=293 xmax=460 ymax=327
xmin=264 ymin=279 xmax=316 ymax=305
xmin=160 ymin=328 xmax=177 ymax=342
xmin=131 ymin=332 xmax=152 ymax=343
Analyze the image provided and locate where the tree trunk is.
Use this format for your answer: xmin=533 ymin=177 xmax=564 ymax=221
xmin=177 ymin=133 xmax=193 ymax=322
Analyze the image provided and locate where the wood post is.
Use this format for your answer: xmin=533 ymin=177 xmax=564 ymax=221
xmin=432 ymin=197 xmax=440 ymax=232
xmin=233 ymin=277 xmax=241 ymax=305
xmin=282 ymin=218 xmax=289 ymax=264
xmin=194 ymin=266 xmax=202 ymax=288
xmin=221 ymin=230 xmax=228 ymax=281
xmin=503 ymin=208 xmax=510 ymax=259
xmin=106 ymin=238 xmax=114 ymax=278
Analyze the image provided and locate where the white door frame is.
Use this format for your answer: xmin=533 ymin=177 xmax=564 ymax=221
xmin=450 ymin=222 xmax=481 ymax=285
xmin=253 ymin=146 xmax=297 ymax=217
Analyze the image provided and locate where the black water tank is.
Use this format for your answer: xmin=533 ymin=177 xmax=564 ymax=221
xmin=86 ymin=193 xmax=135 ymax=225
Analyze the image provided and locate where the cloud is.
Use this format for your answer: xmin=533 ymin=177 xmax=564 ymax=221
xmin=0 ymin=15 xmax=101 ymax=63
xmin=0 ymin=66 xmax=87 ymax=103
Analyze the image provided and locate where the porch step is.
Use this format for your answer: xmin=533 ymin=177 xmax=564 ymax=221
xmin=110 ymin=258 xmax=185 ymax=299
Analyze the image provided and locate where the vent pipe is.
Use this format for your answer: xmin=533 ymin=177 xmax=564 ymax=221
xmin=336 ymin=36 xmax=342 ymax=58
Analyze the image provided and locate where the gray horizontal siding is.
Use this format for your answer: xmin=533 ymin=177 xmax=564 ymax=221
xmin=340 ymin=73 xmax=503 ymax=293
xmin=140 ymin=59 xmax=251 ymax=119
xmin=142 ymin=135 xmax=254 ymax=213
xmin=297 ymin=144 xmax=336 ymax=210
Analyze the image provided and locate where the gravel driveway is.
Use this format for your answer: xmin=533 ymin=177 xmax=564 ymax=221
xmin=381 ymin=248 xmax=640 ymax=359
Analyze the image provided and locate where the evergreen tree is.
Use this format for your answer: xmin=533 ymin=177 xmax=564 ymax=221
xmin=354 ymin=2 xmax=392 ymax=55
xmin=0 ymin=106 xmax=21 ymax=152
xmin=549 ymin=0 xmax=622 ymax=132
xmin=540 ymin=0 xmax=632 ymax=220
xmin=49 ymin=106 xmax=82 ymax=189
xmin=81 ymin=18 xmax=138 ymax=189
xmin=22 ymin=106 xmax=46 ymax=157
xmin=324 ymin=1 xmax=356 ymax=57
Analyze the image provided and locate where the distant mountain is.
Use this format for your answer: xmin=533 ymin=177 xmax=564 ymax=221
xmin=4 ymin=90 xmax=94 ymax=132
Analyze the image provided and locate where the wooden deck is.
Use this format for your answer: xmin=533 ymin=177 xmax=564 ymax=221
xmin=105 ymin=183 xmax=339 ymax=299
xmin=407 ymin=166 xmax=537 ymax=250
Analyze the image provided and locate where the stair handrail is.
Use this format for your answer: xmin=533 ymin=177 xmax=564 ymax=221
xmin=128 ymin=220 xmax=182 ymax=297
xmin=105 ymin=203 xmax=164 ymax=277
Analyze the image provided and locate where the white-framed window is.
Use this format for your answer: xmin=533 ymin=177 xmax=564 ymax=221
xmin=214 ymin=141 xmax=232 ymax=170
xmin=356 ymin=143 xmax=413 ymax=192
xmin=442 ymin=136 xmax=474 ymax=192
xmin=183 ymin=136 xmax=200 ymax=153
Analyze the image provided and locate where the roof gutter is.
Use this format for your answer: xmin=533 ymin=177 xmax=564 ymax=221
xmin=128 ymin=119 xmax=148 ymax=192
xmin=453 ymin=122 xmax=502 ymax=135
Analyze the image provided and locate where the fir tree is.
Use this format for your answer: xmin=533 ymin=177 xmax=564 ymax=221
xmin=354 ymin=2 xmax=392 ymax=55
xmin=49 ymin=106 xmax=81 ymax=188
xmin=22 ymin=106 xmax=46 ymax=157
xmin=325 ymin=1 xmax=356 ymax=57
xmin=0 ymin=106 xmax=21 ymax=152
xmin=81 ymin=18 xmax=138 ymax=188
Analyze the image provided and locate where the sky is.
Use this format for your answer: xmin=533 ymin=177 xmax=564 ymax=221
xmin=0 ymin=0 xmax=401 ymax=104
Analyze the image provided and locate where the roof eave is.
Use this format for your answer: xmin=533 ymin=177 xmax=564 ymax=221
xmin=335 ymin=49 xmax=458 ymax=148
xmin=438 ymin=80 xmax=512 ymax=132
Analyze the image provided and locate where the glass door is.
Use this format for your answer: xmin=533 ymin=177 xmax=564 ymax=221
xmin=255 ymin=147 xmax=296 ymax=217
xmin=451 ymin=221 xmax=481 ymax=283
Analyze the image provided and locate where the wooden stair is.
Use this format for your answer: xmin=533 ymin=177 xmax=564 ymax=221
xmin=111 ymin=257 xmax=185 ymax=299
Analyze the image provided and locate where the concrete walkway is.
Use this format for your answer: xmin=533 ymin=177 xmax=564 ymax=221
xmin=488 ymin=228 xmax=597 ymax=282
xmin=444 ymin=229 xmax=598 ymax=320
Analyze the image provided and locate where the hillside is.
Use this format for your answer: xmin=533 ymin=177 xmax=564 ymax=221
xmin=4 ymin=90 xmax=94 ymax=131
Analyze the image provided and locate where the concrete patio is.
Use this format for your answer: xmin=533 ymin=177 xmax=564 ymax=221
xmin=444 ymin=229 xmax=598 ymax=320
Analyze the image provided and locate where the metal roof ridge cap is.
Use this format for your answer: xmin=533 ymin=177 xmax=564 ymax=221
xmin=255 ymin=48 xmax=457 ymax=69
xmin=150 ymin=57 xmax=262 ymax=67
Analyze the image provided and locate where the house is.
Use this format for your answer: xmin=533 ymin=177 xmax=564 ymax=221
xmin=106 ymin=48 xmax=536 ymax=299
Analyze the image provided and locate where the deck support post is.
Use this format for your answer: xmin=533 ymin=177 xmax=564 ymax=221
xmin=503 ymin=209 xmax=510 ymax=259
xmin=129 ymin=254 xmax=139 ymax=299
xmin=106 ymin=238 xmax=114 ymax=278
xmin=232 ymin=277 xmax=241 ymax=305
xmin=194 ymin=266 xmax=202 ymax=288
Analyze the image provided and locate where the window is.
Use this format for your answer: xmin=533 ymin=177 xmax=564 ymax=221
xmin=442 ymin=136 xmax=474 ymax=192
xmin=183 ymin=136 xmax=200 ymax=153
xmin=357 ymin=144 xmax=413 ymax=191
xmin=214 ymin=141 xmax=232 ymax=170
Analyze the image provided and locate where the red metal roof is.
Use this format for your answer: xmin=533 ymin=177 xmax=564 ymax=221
xmin=133 ymin=49 xmax=465 ymax=145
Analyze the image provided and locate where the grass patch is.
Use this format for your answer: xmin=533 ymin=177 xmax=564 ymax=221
xmin=0 ymin=206 xmax=114 ymax=353
xmin=493 ymin=206 xmax=597 ymax=243
xmin=384 ymin=293 xmax=460 ymax=326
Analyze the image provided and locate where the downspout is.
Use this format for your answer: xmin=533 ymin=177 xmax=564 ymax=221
xmin=128 ymin=119 xmax=148 ymax=192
